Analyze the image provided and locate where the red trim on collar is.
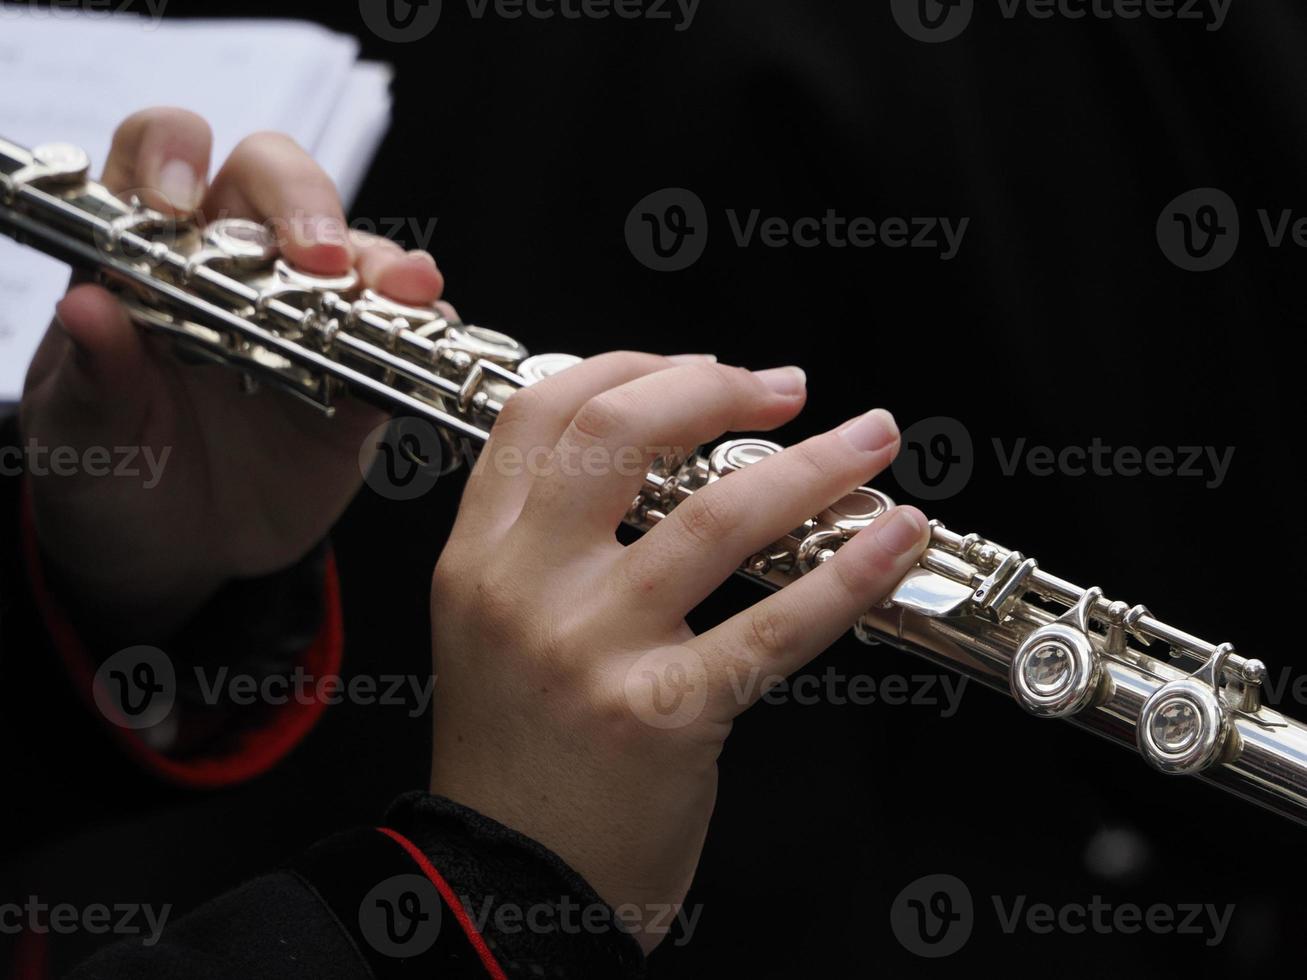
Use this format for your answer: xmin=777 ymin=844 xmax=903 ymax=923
xmin=20 ymin=478 xmax=344 ymax=789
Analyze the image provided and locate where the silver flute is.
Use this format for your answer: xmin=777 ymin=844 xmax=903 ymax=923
xmin=4 ymin=137 xmax=1306 ymax=823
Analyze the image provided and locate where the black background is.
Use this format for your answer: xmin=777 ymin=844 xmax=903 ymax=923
xmin=10 ymin=0 xmax=1307 ymax=975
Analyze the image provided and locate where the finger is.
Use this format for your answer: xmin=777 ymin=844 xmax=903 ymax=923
xmin=26 ymin=284 xmax=155 ymax=441
xmin=203 ymin=131 xmax=350 ymax=276
xmin=101 ymin=107 xmax=213 ymax=215
xmin=695 ymin=505 xmax=931 ymax=720
xmin=351 ymin=230 xmax=445 ymax=306
xmin=618 ymin=408 xmax=900 ymax=620
xmin=454 ymin=351 xmax=708 ymax=538
xmin=516 ymin=363 xmax=807 ymax=542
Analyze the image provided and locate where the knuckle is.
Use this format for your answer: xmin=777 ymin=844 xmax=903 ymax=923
xmin=588 ymin=662 xmax=705 ymax=754
xmin=675 ymin=489 xmax=740 ymax=546
xmin=571 ymin=390 xmax=637 ymax=445
xmin=493 ymin=385 xmax=542 ymax=437
xmin=452 ymin=559 xmax=523 ymax=637
xmin=350 ymin=228 xmax=401 ymax=252
xmin=598 ymin=349 xmax=652 ymax=371
xmin=789 ymin=438 xmax=838 ymax=483
xmin=582 ymin=350 xmax=660 ymax=383
xmin=831 ymin=539 xmax=901 ymax=599
xmin=746 ymin=605 xmax=795 ymax=659
xmin=713 ymin=363 xmax=756 ymax=394
xmin=681 ymin=360 xmax=726 ymax=387
xmin=591 ymin=673 xmax=644 ymax=733
xmin=430 ymin=554 xmax=463 ymax=600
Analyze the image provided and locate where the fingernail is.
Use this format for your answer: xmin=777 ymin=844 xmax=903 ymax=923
xmin=157 ymin=159 xmax=202 ymax=212
xmin=877 ymin=508 xmax=926 ymax=556
xmin=667 ymin=354 xmax=718 ymax=364
xmin=407 ymin=249 xmax=438 ymax=267
xmin=754 ymin=366 xmax=806 ymax=396
xmin=839 ymin=408 xmax=898 ymax=453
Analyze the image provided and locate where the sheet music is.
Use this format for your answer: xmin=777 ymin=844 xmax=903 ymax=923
xmin=0 ymin=6 xmax=392 ymax=401
xmin=316 ymin=60 xmax=395 ymax=208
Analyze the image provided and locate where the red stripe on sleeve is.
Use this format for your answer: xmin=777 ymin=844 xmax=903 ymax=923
xmin=375 ymin=826 xmax=510 ymax=980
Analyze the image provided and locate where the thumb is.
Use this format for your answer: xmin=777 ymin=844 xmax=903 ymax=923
xmin=32 ymin=284 xmax=156 ymax=442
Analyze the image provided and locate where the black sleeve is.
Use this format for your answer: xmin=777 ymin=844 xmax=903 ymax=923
xmin=66 ymin=794 xmax=647 ymax=980
xmin=5 ymin=410 xmax=645 ymax=977
xmin=3 ymin=412 xmax=645 ymax=978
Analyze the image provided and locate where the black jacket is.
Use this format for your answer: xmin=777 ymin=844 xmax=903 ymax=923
xmin=0 ymin=416 xmax=645 ymax=978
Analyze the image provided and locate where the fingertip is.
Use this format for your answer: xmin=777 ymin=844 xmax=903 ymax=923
xmin=275 ymin=212 xmax=351 ymax=276
xmin=374 ymin=251 xmax=445 ymax=306
xmin=753 ymin=366 xmax=807 ymax=398
xmin=284 ymin=238 xmax=354 ymax=278
xmin=108 ymin=107 xmax=214 ymax=215
xmin=54 ymin=285 xmax=146 ymax=381
xmin=710 ymin=362 xmax=808 ymax=433
xmin=876 ymin=505 xmax=931 ymax=557
xmin=55 ymin=284 xmax=130 ymax=343
xmin=900 ymin=504 xmax=930 ymax=534
xmin=406 ymin=249 xmax=443 ymax=282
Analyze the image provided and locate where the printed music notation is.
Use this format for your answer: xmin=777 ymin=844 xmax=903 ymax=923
xmin=0 ymin=5 xmax=393 ymax=400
